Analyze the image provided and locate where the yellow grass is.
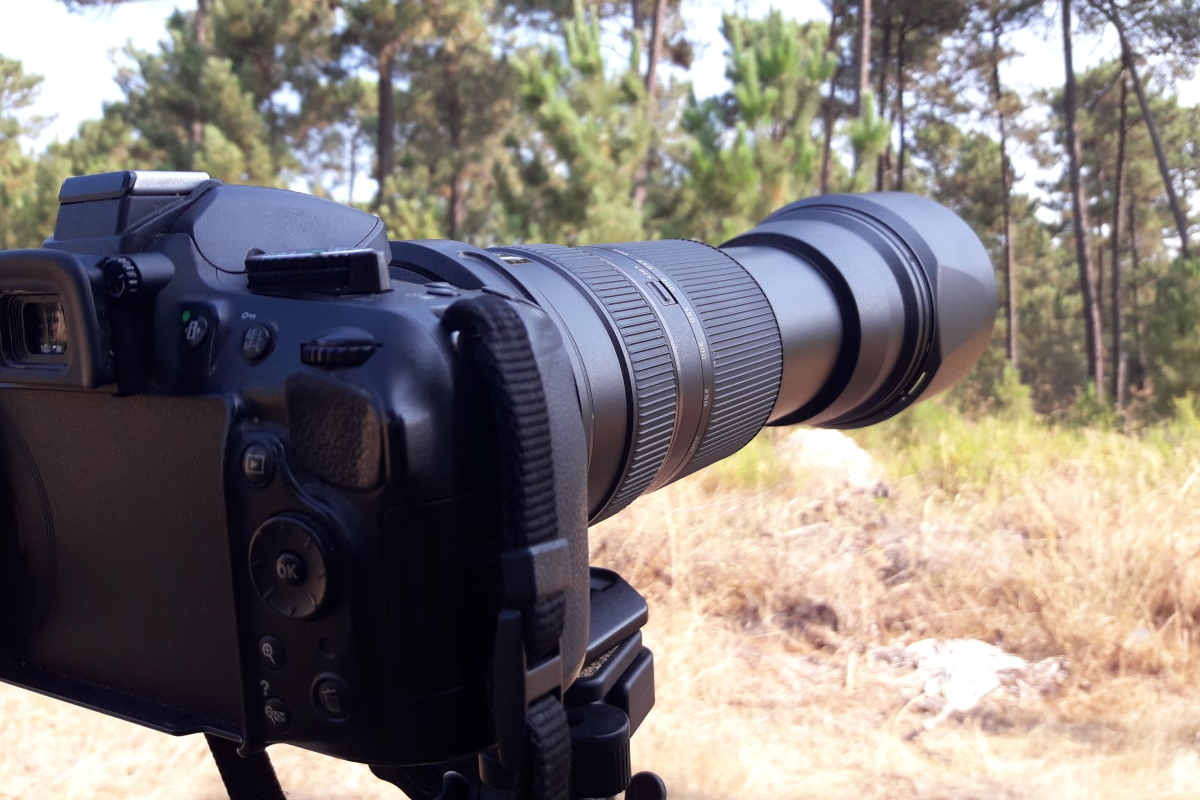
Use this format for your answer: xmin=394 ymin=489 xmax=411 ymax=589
xmin=4 ymin=403 xmax=1200 ymax=798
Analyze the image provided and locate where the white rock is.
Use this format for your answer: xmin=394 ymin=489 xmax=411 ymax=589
xmin=776 ymin=428 xmax=887 ymax=495
xmin=871 ymin=638 xmax=1069 ymax=730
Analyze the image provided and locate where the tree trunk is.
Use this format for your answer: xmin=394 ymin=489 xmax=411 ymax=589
xmin=374 ymin=43 xmax=397 ymax=211
xmin=1127 ymin=192 xmax=1144 ymax=378
xmin=187 ymin=0 xmax=210 ymax=170
xmin=990 ymin=10 xmax=1017 ymax=370
xmin=446 ymin=64 xmax=464 ymax=240
xmin=195 ymin=0 xmax=208 ymax=46
xmin=895 ymin=27 xmax=907 ymax=191
xmin=856 ymin=0 xmax=871 ymax=116
xmin=631 ymin=0 xmax=664 ymax=210
xmin=1108 ymin=3 xmax=1190 ymax=258
xmin=1062 ymin=0 xmax=1104 ymax=396
xmin=820 ymin=0 xmax=842 ymax=194
xmin=644 ymin=0 xmax=664 ymax=101
xmin=1110 ymin=67 xmax=1128 ymax=411
xmin=348 ymin=130 xmax=358 ymax=206
xmin=875 ymin=16 xmax=891 ymax=191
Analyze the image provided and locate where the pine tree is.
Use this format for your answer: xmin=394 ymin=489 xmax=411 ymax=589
xmin=0 ymin=56 xmax=45 ymax=249
xmin=496 ymin=1 xmax=655 ymax=244
xmin=1062 ymin=0 xmax=1105 ymax=398
xmin=674 ymin=12 xmax=835 ymax=240
xmin=384 ymin=1 xmax=517 ymax=241
xmin=1086 ymin=0 xmax=1198 ymax=258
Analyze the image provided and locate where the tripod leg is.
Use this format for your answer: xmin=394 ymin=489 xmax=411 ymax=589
xmin=370 ymin=763 xmax=478 ymax=800
xmin=204 ymin=733 xmax=286 ymax=800
xmin=625 ymin=771 xmax=666 ymax=800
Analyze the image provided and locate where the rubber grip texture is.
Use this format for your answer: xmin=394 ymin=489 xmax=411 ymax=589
xmin=607 ymin=241 xmax=782 ymax=478
xmin=516 ymin=245 xmax=678 ymax=517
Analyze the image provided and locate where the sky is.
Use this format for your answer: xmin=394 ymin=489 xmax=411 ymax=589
xmin=1 ymin=0 xmax=184 ymax=145
xmin=0 ymin=0 xmax=1146 ymax=149
xmin=6 ymin=0 xmax=1195 ymax=218
xmin=2 ymin=0 xmax=817 ymax=145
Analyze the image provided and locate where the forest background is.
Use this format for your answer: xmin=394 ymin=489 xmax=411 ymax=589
xmin=1 ymin=0 xmax=1198 ymax=422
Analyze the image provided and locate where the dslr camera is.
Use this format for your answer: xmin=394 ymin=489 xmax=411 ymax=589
xmin=0 ymin=172 xmax=995 ymax=799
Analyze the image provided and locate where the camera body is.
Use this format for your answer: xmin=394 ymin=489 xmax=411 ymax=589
xmin=0 ymin=170 xmax=998 ymax=792
xmin=0 ymin=171 xmax=595 ymax=765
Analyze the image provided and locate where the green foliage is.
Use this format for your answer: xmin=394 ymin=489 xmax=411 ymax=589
xmin=393 ymin=1 xmax=518 ymax=241
xmin=844 ymin=90 xmax=889 ymax=188
xmin=5 ymin=0 xmax=1200 ymax=427
xmin=1145 ymin=258 xmax=1200 ymax=415
xmin=671 ymin=12 xmax=832 ymax=240
xmin=0 ymin=55 xmax=45 ymax=249
xmin=497 ymin=0 xmax=652 ymax=243
xmin=104 ymin=12 xmax=275 ymax=182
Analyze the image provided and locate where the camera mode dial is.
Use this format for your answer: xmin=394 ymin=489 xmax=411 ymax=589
xmin=249 ymin=515 xmax=332 ymax=620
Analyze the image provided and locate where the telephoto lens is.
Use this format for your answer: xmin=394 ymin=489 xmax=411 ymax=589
xmin=485 ymin=193 xmax=997 ymax=521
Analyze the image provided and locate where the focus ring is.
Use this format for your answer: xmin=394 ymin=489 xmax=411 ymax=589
xmin=601 ymin=242 xmax=783 ymax=478
xmin=513 ymin=245 xmax=678 ymax=519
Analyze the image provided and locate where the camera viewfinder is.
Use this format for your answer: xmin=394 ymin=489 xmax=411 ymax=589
xmin=18 ymin=297 xmax=68 ymax=360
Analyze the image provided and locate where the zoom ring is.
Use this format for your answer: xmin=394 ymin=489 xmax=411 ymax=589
xmin=605 ymin=241 xmax=783 ymax=478
xmin=514 ymin=245 xmax=678 ymax=519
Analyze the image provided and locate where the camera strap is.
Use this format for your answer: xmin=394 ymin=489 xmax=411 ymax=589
xmin=443 ymin=294 xmax=572 ymax=800
xmin=204 ymin=733 xmax=286 ymax=800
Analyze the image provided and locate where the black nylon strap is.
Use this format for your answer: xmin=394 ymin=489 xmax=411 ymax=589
xmin=204 ymin=734 xmax=286 ymax=800
xmin=443 ymin=295 xmax=571 ymax=800
xmin=527 ymin=695 xmax=571 ymax=800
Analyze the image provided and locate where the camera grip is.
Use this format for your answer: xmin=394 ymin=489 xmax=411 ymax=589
xmin=442 ymin=294 xmax=573 ymax=797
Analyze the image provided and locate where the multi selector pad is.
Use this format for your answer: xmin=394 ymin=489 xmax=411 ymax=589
xmin=249 ymin=514 xmax=331 ymax=620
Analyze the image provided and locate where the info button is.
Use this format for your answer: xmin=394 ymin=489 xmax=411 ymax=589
xmin=182 ymin=310 xmax=210 ymax=349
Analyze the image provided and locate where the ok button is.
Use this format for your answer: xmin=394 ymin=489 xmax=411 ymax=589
xmin=275 ymin=551 xmax=307 ymax=586
xmin=249 ymin=515 xmax=332 ymax=620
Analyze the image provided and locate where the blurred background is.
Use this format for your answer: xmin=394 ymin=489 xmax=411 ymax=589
xmin=2 ymin=0 xmax=1200 ymax=797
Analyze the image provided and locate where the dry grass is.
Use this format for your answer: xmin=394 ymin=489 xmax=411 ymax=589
xmin=4 ymin=403 xmax=1200 ymax=798
xmin=587 ymin=403 xmax=1200 ymax=799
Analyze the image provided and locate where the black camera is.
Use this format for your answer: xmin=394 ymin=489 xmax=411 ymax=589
xmin=0 ymin=171 xmax=995 ymax=798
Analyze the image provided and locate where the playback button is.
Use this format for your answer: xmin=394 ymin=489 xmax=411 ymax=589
xmin=241 ymin=442 xmax=275 ymax=487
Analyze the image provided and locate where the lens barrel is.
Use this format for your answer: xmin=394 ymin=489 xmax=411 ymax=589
xmin=491 ymin=241 xmax=783 ymax=521
xmin=489 ymin=193 xmax=996 ymax=522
